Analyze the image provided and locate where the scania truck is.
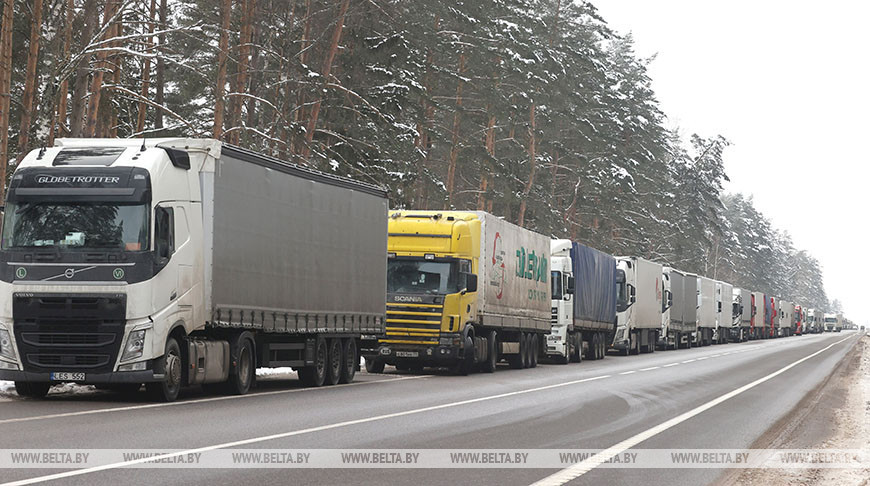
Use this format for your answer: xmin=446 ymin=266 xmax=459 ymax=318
xmin=611 ymin=257 xmax=662 ymax=355
xmin=0 ymin=139 xmax=388 ymax=401
xmin=547 ymin=240 xmax=616 ymax=363
xmin=366 ymin=211 xmax=551 ymax=374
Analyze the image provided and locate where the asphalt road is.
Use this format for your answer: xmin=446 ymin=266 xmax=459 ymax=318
xmin=0 ymin=330 xmax=863 ymax=486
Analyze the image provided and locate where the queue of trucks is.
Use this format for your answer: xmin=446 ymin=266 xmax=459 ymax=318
xmin=0 ymin=139 xmax=850 ymax=401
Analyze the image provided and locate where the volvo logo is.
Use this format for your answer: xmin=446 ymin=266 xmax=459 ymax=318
xmin=64 ymin=269 xmax=76 ymax=279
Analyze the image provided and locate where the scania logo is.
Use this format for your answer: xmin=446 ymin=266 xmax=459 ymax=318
xmin=393 ymin=295 xmax=424 ymax=303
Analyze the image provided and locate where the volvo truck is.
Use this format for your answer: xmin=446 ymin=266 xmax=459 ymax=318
xmin=547 ymin=240 xmax=616 ymax=363
xmin=611 ymin=257 xmax=662 ymax=355
xmin=367 ymin=211 xmax=551 ymax=374
xmin=659 ymin=267 xmax=693 ymax=350
xmin=0 ymin=139 xmax=388 ymax=401
xmin=824 ymin=313 xmax=842 ymax=332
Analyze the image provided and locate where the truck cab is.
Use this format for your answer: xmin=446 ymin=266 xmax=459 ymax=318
xmin=547 ymin=239 xmax=577 ymax=363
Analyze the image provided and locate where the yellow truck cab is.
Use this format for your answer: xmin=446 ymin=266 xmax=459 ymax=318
xmin=364 ymin=211 xmax=551 ymax=375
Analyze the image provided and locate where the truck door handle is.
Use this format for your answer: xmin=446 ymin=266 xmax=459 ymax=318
xmin=170 ymin=291 xmax=177 ymax=301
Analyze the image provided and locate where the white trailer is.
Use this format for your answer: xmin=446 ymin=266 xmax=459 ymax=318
xmin=732 ymin=288 xmax=752 ymax=342
xmin=660 ymin=267 xmax=693 ymax=350
xmin=778 ymin=300 xmax=794 ymax=337
xmin=695 ymin=276 xmax=717 ymax=346
xmin=714 ymin=281 xmax=733 ymax=344
xmin=612 ymin=257 xmax=662 ymax=355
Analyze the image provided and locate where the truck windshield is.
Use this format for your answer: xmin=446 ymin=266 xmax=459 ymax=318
xmin=551 ymin=271 xmax=563 ymax=300
xmin=388 ymin=258 xmax=463 ymax=295
xmin=1 ymin=201 xmax=149 ymax=251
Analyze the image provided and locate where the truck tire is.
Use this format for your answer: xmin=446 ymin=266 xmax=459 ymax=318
xmin=364 ymin=358 xmax=385 ymax=374
xmin=481 ymin=331 xmax=498 ymax=373
xmin=395 ymin=363 xmax=410 ymax=372
xmin=586 ymin=334 xmax=597 ymax=361
xmin=508 ymin=333 xmax=524 ymax=369
xmin=339 ymin=338 xmax=357 ymax=384
xmin=225 ymin=332 xmax=255 ymax=395
xmin=299 ymin=339 xmax=327 ymax=387
xmin=15 ymin=382 xmax=50 ymax=399
xmin=325 ymin=338 xmax=342 ymax=385
xmin=521 ymin=333 xmax=531 ymax=369
xmin=599 ymin=333 xmax=607 ymax=359
xmin=530 ymin=334 xmax=539 ymax=368
xmin=146 ymin=336 xmax=182 ymax=402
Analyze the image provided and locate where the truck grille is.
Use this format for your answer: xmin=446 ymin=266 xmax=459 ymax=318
xmin=383 ymin=303 xmax=442 ymax=345
xmin=13 ymin=293 xmax=126 ymax=373
xmin=551 ymin=307 xmax=558 ymax=325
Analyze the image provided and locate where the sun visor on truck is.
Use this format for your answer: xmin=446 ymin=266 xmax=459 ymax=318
xmin=5 ymin=167 xmax=152 ymax=204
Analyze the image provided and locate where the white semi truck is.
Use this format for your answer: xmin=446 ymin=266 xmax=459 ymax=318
xmin=660 ymin=267 xmax=694 ymax=350
xmin=0 ymin=139 xmax=388 ymax=401
xmin=778 ymin=300 xmax=794 ymax=337
xmin=824 ymin=313 xmax=843 ymax=332
xmin=547 ymin=240 xmax=616 ymax=363
xmin=695 ymin=276 xmax=716 ymax=346
xmin=611 ymin=257 xmax=662 ymax=355
xmin=731 ymin=287 xmax=751 ymax=342
xmin=714 ymin=281 xmax=733 ymax=344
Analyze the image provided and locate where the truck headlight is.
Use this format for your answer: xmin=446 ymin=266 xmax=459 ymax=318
xmin=0 ymin=328 xmax=16 ymax=361
xmin=121 ymin=330 xmax=146 ymax=362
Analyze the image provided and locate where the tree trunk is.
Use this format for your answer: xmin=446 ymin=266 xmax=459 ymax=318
xmin=69 ymin=0 xmax=98 ymax=137
xmin=0 ymin=0 xmax=13 ymax=202
xmin=16 ymin=0 xmax=44 ymax=160
xmin=229 ymin=0 xmax=256 ymax=145
xmin=212 ymin=0 xmax=232 ymax=139
xmin=291 ymin=0 xmax=312 ymax=156
xmin=517 ymin=103 xmax=536 ymax=227
xmin=445 ymin=51 xmax=465 ymax=208
xmin=155 ymin=0 xmax=166 ymax=129
xmin=49 ymin=0 xmax=74 ymax=144
xmin=103 ymin=14 xmax=123 ymax=137
xmin=136 ymin=0 xmax=158 ymax=134
xmin=84 ymin=0 xmax=120 ymax=138
xmin=478 ymin=111 xmax=495 ymax=210
xmin=413 ymin=15 xmax=438 ymax=208
xmin=301 ymin=0 xmax=351 ymax=160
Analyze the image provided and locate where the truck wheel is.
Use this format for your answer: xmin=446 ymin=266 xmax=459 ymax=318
xmin=507 ymin=334 xmax=524 ymax=369
xmin=574 ymin=334 xmax=583 ymax=363
xmin=299 ymin=339 xmax=327 ymax=387
xmin=599 ymin=334 xmax=607 ymax=359
xmin=521 ymin=333 xmax=531 ymax=369
xmin=451 ymin=336 xmax=474 ymax=376
xmin=530 ymin=334 xmax=539 ymax=368
xmin=146 ymin=336 xmax=182 ymax=402
xmin=15 ymin=382 xmax=50 ymax=399
xmin=364 ymin=358 xmax=385 ymax=374
xmin=226 ymin=333 xmax=255 ymax=395
xmin=586 ymin=334 xmax=597 ymax=361
xmin=481 ymin=331 xmax=498 ymax=373
xmin=339 ymin=338 xmax=357 ymax=384
xmin=325 ymin=338 xmax=342 ymax=385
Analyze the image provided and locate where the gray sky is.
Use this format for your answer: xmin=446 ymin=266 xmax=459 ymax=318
xmin=594 ymin=0 xmax=867 ymax=324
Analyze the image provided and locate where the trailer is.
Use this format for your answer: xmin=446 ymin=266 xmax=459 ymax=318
xmin=731 ymin=288 xmax=752 ymax=342
xmin=714 ymin=281 xmax=733 ymax=344
xmin=0 ymin=139 xmax=388 ymax=401
xmin=547 ymin=240 xmax=616 ymax=363
xmin=660 ymin=267 xmax=693 ymax=350
xmin=778 ymin=300 xmax=794 ymax=337
xmin=695 ymin=276 xmax=716 ymax=346
xmin=611 ymin=257 xmax=662 ymax=355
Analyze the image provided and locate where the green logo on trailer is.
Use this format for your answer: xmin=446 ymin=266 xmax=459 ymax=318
xmin=113 ymin=268 xmax=125 ymax=280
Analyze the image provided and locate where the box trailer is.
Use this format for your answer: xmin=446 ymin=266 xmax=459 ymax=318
xmin=750 ymin=291 xmax=766 ymax=339
xmin=660 ymin=267 xmax=693 ymax=350
xmin=695 ymin=276 xmax=717 ymax=346
xmin=547 ymin=240 xmax=616 ymax=363
xmin=0 ymin=139 xmax=388 ymax=401
xmin=778 ymin=300 xmax=794 ymax=337
xmin=371 ymin=211 xmax=551 ymax=374
xmin=611 ymin=257 xmax=662 ymax=355
xmin=714 ymin=281 xmax=733 ymax=344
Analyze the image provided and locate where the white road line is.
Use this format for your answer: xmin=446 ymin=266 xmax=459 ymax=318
xmin=528 ymin=333 xmax=857 ymax=486
xmin=710 ymin=354 xmax=721 ymax=357
xmin=0 ymin=374 xmax=431 ymax=426
xmin=619 ymin=371 xmax=636 ymax=375
xmin=0 ymin=374 xmax=612 ymax=486
xmin=663 ymin=363 xmax=680 ymax=367
xmin=639 ymin=366 xmax=660 ymax=371
xmin=696 ymin=356 xmax=709 ymax=360
xmin=681 ymin=359 xmax=696 ymax=364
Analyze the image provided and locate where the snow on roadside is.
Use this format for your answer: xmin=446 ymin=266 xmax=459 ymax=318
xmin=0 ymin=380 xmax=97 ymax=401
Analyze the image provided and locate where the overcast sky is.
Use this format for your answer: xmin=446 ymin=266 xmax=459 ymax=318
xmin=594 ymin=0 xmax=868 ymax=324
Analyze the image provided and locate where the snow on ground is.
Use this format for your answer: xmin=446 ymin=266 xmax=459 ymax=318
xmin=255 ymin=367 xmax=296 ymax=378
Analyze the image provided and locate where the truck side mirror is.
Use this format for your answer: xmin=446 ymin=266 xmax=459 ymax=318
xmin=566 ymin=276 xmax=575 ymax=296
xmin=462 ymin=273 xmax=478 ymax=294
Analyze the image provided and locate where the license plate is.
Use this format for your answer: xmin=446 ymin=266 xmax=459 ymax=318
xmin=50 ymin=372 xmax=85 ymax=382
xmin=395 ymin=351 xmax=418 ymax=358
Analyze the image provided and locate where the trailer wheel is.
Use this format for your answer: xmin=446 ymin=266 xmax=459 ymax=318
xmin=15 ymin=382 xmax=50 ymax=399
xmin=325 ymin=339 xmax=342 ymax=386
xmin=481 ymin=331 xmax=498 ymax=373
xmin=339 ymin=338 xmax=357 ymax=384
xmin=530 ymin=334 xmax=539 ymax=368
xmin=146 ymin=336 xmax=182 ymax=402
xmin=299 ymin=339 xmax=327 ymax=387
xmin=364 ymin=358 xmax=385 ymax=374
xmin=508 ymin=333 xmax=524 ymax=369
xmin=586 ymin=333 xmax=597 ymax=361
xmin=521 ymin=333 xmax=531 ymax=369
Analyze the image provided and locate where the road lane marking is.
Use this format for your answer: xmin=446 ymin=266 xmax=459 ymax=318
xmin=681 ymin=359 xmax=696 ymax=364
xmin=528 ymin=333 xmax=858 ymax=486
xmin=0 ymin=374 xmax=431 ymax=426
xmin=0 ymin=374 xmax=613 ymax=486
xmin=639 ymin=366 xmax=660 ymax=371
xmin=663 ymin=363 xmax=680 ymax=367
xmin=697 ymin=356 xmax=709 ymax=360
xmin=619 ymin=371 xmax=636 ymax=375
